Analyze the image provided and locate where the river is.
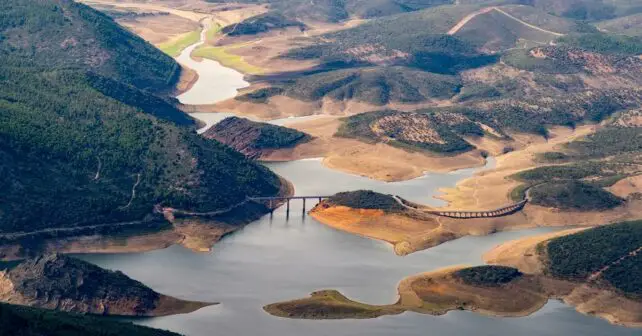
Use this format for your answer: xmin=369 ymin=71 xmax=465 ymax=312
xmin=79 ymin=28 xmax=639 ymax=336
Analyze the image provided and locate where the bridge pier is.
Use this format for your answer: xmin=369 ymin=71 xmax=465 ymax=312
xmin=302 ymin=198 xmax=306 ymax=214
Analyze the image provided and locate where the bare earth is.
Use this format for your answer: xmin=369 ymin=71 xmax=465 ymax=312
xmin=262 ymin=116 xmax=487 ymax=182
xmin=263 ymin=266 xmax=570 ymax=320
xmin=484 ymin=231 xmax=642 ymax=327
xmin=265 ymin=231 xmax=642 ymax=327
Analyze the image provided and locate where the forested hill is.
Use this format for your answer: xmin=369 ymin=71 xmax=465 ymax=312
xmin=0 ymin=302 xmax=180 ymax=336
xmin=0 ymin=0 xmax=282 ymax=240
xmin=0 ymin=0 xmax=179 ymax=93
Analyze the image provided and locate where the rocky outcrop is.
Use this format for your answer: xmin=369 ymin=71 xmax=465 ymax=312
xmin=0 ymin=254 xmax=212 ymax=316
xmin=204 ymin=117 xmax=310 ymax=159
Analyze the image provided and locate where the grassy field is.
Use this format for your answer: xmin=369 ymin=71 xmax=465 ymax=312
xmin=159 ymin=29 xmax=202 ymax=57
xmin=192 ymin=44 xmax=263 ymax=74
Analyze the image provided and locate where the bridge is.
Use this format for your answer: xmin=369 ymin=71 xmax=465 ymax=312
xmin=423 ymin=200 xmax=527 ymax=219
xmin=248 ymin=195 xmax=528 ymax=219
xmin=394 ymin=196 xmax=527 ymax=219
xmin=247 ymin=195 xmax=332 ymax=215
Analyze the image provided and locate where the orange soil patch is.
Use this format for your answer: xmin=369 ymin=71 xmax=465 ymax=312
xmin=309 ymin=205 xmax=440 ymax=255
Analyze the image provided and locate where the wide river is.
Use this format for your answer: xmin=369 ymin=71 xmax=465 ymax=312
xmin=79 ymin=33 xmax=638 ymax=336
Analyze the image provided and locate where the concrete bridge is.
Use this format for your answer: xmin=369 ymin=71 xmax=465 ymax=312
xmin=425 ymin=200 xmax=528 ymax=219
xmin=249 ymin=194 xmax=528 ymax=219
xmin=248 ymin=195 xmax=332 ymax=215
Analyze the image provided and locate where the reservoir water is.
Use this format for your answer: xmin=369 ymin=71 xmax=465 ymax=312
xmin=79 ymin=28 xmax=640 ymax=336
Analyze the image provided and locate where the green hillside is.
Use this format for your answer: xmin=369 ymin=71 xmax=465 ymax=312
xmin=543 ymin=220 xmax=642 ymax=297
xmin=527 ymin=0 xmax=642 ymax=21
xmin=206 ymin=0 xmax=455 ymax=22
xmin=284 ymin=5 xmax=498 ymax=73
xmin=0 ymin=302 xmax=180 ymax=336
xmin=222 ymin=11 xmax=306 ymax=36
xmin=598 ymin=13 xmax=642 ymax=36
xmin=0 ymin=0 xmax=179 ymax=92
xmin=283 ymin=67 xmax=462 ymax=104
xmin=0 ymin=0 xmax=281 ymax=239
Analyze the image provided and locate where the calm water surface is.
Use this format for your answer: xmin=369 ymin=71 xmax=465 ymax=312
xmin=78 ymin=159 xmax=639 ymax=336
xmin=78 ymin=30 xmax=641 ymax=336
xmin=175 ymin=23 xmax=249 ymax=106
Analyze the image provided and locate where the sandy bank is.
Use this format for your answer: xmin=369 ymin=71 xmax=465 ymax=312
xmin=308 ymin=204 xmax=452 ymax=255
xmin=263 ymin=266 xmax=558 ymax=320
xmin=483 ymin=231 xmax=642 ymax=327
xmin=260 ymin=116 xmax=487 ymax=182
xmin=0 ymin=175 xmax=295 ymax=259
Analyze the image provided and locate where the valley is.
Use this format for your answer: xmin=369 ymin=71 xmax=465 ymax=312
xmin=2 ymin=0 xmax=642 ymax=335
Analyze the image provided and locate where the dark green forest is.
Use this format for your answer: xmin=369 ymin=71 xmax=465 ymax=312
xmin=0 ymin=0 xmax=281 ymax=236
xmin=455 ymin=266 xmax=523 ymax=287
xmin=0 ymin=303 xmax=180 ymax=336
xmin=544 ymin=220 xmax=642 ymax=297
xmin=326 ymin=190 xmax=405 ymax=213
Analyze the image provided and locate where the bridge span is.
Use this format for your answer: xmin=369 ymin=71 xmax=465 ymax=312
xmin=249 ymin=194 xmax=528 ymax=219
xmin=425 ymin=200 xmax=527 ymax=219
xmin=247 ymin=195 xmax=332 ymax=215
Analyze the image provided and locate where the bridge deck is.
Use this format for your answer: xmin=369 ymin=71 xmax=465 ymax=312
xmin=248 ymin=196 xmax=332 ymax=201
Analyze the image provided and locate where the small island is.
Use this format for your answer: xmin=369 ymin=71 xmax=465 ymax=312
xmin=264 ymin=220 xmax=642 ymax=327
xmin=0 ymin=254 xmax=214 ymax=317
xmin=204 ymin=116 xmax=311 ymax=159
xmin=264 ymin=265 xmax=550 ymax=319
xmin=309 ymin=190 xmax=526 ymax=255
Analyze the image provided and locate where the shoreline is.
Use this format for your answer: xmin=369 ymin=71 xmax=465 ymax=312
xmin=0 ymin=174 xmax=295 ymax=260
xmin=263 ymin=233 xmax=642 ymax=328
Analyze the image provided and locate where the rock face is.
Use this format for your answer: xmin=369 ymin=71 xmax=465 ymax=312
xmin=0 ymin=254 xmax=210 ymax=316
xmin=204 ymin=117 xmax=310 ymax=159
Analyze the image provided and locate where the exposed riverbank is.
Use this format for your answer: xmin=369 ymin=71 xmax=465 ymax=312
xmin=263 ymin=225 xmax=642 ymax=328
xmin=263 ymin=266 xmax=559 ymax=320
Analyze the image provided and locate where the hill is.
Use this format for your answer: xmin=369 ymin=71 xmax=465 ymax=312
xmin=221 ymin=11 xmax=306 ymax=36
xmin=598 ymin=13 xmax=642 ymax=36
xmin=0 ymin=302 xmax=180 ymax=336
xmin=0 ymin=0 xmax=282 ymax=249
xmin=325 ymin=190 xmax=405 ymax=213
xmin=0 ymin=0 xmax=179 ymax=93
xmin=336 ymin=110 xmax=480 ymax=154
xmin=0 ymin=254 xmax=211 ymax=316
xmin=543 ymin=220 xmax=642 ymax=298
xmin=203 ymin=117 xmax=310 ymax=159
xmin=205 ymin=0 xmax=455 ymax=22
xmin=526 ymin=0 xmax=642 ymax=21
xmin=277 ymin=66 xmax=462 ymax=105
